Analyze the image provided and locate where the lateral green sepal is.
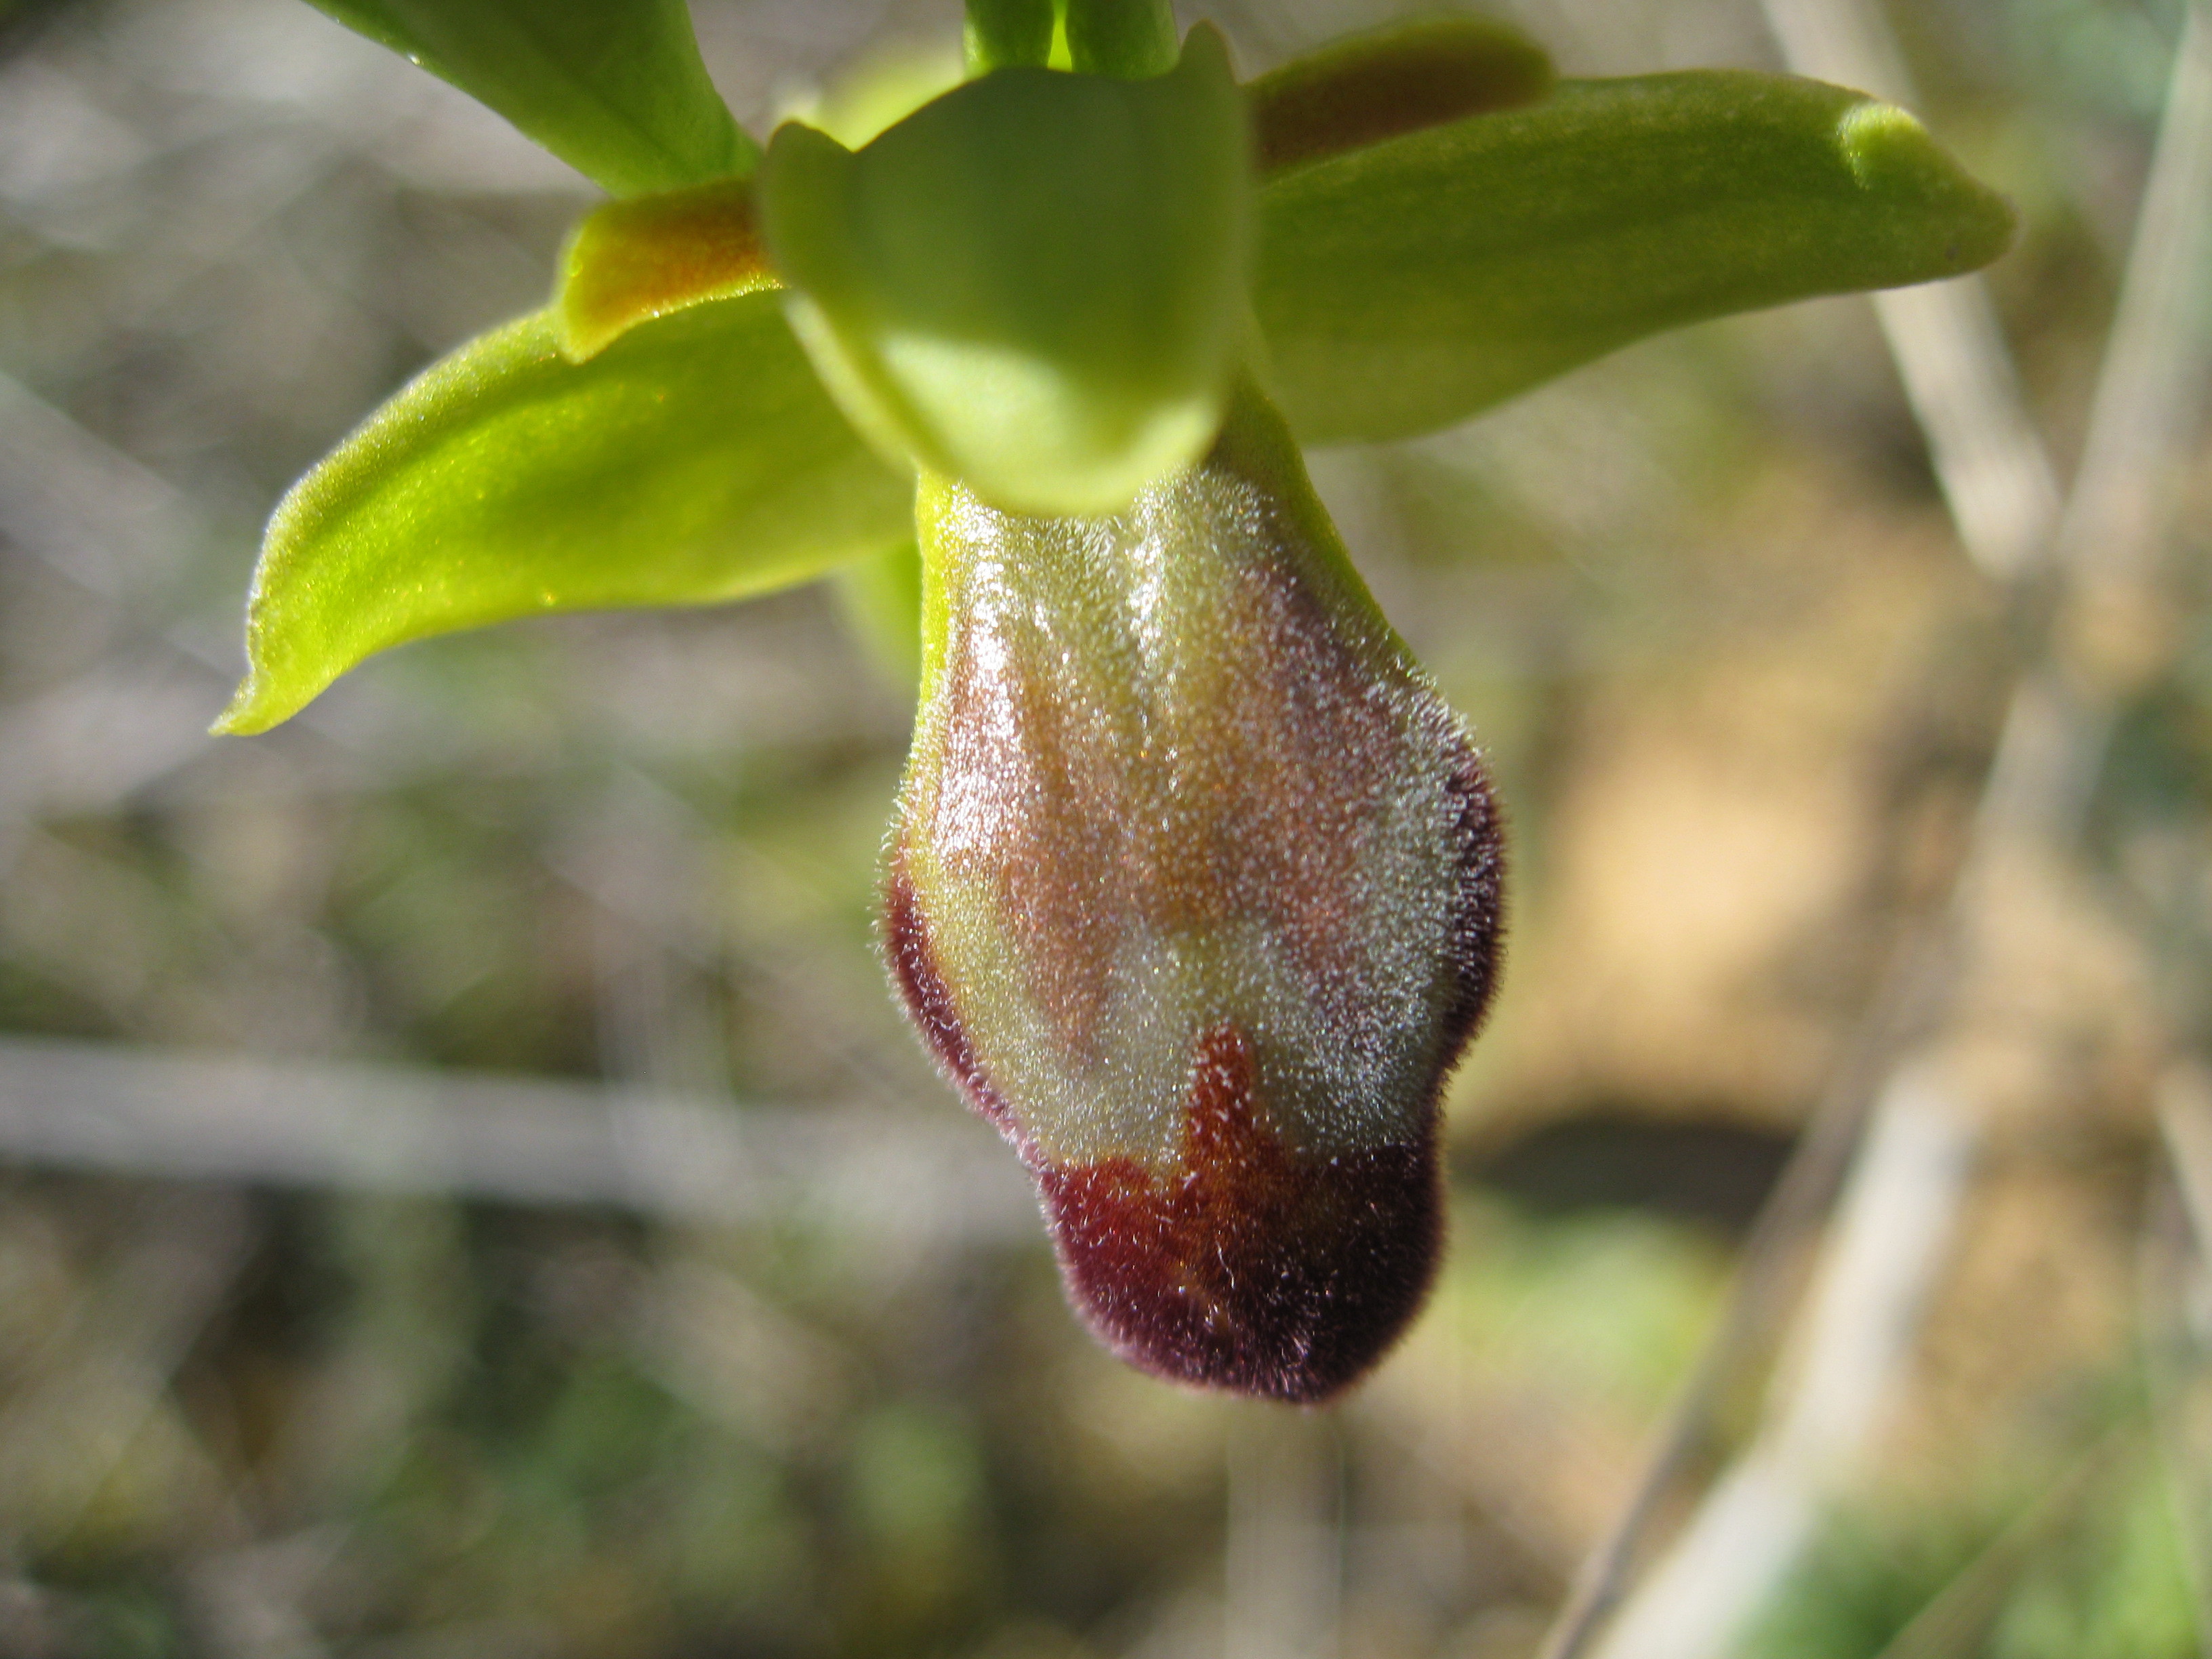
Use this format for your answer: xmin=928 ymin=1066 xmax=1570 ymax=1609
xmin=216 ymin=295 xmax=911 ymax=735
xmin=304 ymin=0 xmax=754 ymax=195
xmin=1256 ymin=70 xmax=2017 ymax=445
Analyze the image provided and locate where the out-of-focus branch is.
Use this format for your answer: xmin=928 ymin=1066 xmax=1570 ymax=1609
xmin=1539 ymin=5 xmax=2212 ymax=1656
xmin=1225 ymin=1412 xmax=1344 ymax=1659
xmin=1864 ymin=284 xmax=2062 ymax=581
xmin=1759 ymin=0 xmax=2062 ymax=583
xmin=2059 ymin=0 xmax=2212 ymax=597
xmin=2148 ymin=1061 xmax=2212 ymax=1645
xmin=0 ymin=1033 xmax=1036 ymax=1242
xmin=1532 ymin=934 xmax=1951 ymax=1659
xmin=1870 ymin=1435 xmax=2117 ymax=1659
xmin=1587 ymin=1075 xmax=1973 ymax=1659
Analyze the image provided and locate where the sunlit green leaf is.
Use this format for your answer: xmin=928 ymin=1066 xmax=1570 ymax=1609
xmin=1257 ymin=71 xmax=2016 ymax=445
xmin=305 ymin=0 xmax=754 ymax=196
xmin=216 ymin=295 xmax=910 ymax=735
xmin=760 ymin=24 xmax=1251 ymax=516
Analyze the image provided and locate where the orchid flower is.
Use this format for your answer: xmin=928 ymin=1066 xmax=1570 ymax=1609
xmin=216 ymin=0 xmax=2013 ymax=1401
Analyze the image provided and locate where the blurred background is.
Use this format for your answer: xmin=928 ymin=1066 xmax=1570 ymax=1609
xmin=0 ymin=0 xmax=2207 ymax=1653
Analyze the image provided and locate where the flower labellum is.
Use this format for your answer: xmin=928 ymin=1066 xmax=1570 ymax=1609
xmin=886 ymin=382 xmax=1504 ymax=1403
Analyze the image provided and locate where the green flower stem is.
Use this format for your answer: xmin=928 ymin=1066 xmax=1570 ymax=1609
xmin=964 ymin=0 xmax=1054 ymax=75
xmin=1063 ymin=0 xmax=1179 ymax=79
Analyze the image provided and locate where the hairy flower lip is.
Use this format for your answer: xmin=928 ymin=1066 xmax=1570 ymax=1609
xmin=882 ymin=383 xmax=1504 ymax=1401
xmin=1044 ymin=1023 xmax=1446 ymax=1405
xmin=888 ymin=764 xmax=1498 ymax=1403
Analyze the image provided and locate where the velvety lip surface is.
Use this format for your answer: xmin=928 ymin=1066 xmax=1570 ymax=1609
xmin=882 ymin=384 xmax=1505 ymax=1401
xmin=1040 ymin=1023 xmax=1443 ymax=1404
xmin=887 ymin=731 xmax=1497 ymax=1403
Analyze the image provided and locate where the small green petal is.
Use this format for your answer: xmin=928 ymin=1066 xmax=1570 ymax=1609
xmin=216 ymin=295 xmax=910 ymax=735
xmin=305 ymin=0 xmax=753 ymax=195
xmin=1248 ymin=15 xmax=1553 ymax=174
xmin=555 ymin=178 xmax=777 ymax=361
xmin=794 ymin=43 xmax=971 ymax=149
xmin=1257 ymin=70 xmax=2017 ymax=445
xmin=761 ymin=25 xmax=1252 ymax=516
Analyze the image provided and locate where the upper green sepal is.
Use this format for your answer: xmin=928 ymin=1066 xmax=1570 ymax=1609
xmin=1256 ymin=70 xmax=2017 ymax=445
xmin=303 ymin=0 xmax=754 ymax=196
xmin=760 ymin=25 xmax=1252 ymax=517
xmin=215 ymin=294 xmax=911 ymax=735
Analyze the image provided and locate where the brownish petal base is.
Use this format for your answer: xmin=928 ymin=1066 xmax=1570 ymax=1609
xmin=1036 ymin=1026 xmax=1442 ymax=1405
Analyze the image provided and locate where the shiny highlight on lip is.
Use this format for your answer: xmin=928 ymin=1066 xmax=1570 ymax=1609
xmin=884 ymin=381 xmax=1504 ymax=1403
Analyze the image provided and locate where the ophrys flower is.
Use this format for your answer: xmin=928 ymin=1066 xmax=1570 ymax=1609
xmin=889 ymin=382 xmax=1501 ymax=1399
xmin=212 ymin=0 xmax=2013 ymax=1399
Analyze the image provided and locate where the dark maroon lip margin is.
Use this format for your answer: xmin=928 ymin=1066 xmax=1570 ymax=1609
xmin=1037 ymin=1021 xmax=1446 ymax=1405
xmin=880 ymin=737 xmax=1507 ymax=1406
xmin=883 ymin=857 xmax=1020 ymax=1139
xmin=1439 ymin=737 xmax=1509 ymax=1060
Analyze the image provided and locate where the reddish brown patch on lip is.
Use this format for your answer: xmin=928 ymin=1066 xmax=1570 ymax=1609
xmin=1038 ymin=1025 xmax=1442 ymax=1404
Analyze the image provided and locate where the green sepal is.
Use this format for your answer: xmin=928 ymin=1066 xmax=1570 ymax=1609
xmin=1256 ymin=70 xmax=2017 ymax=445
xmin=304 ymin=0 xmax=754 ymax=196
xmin=760 ymin=24 xmax=1252 ymax=516
xmin=216 ymin=295 xmax=912 ymax=735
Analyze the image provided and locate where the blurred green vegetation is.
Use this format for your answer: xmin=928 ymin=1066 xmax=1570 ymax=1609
xmin=1746 ymin=1442 xmax=2203 ymax=1659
